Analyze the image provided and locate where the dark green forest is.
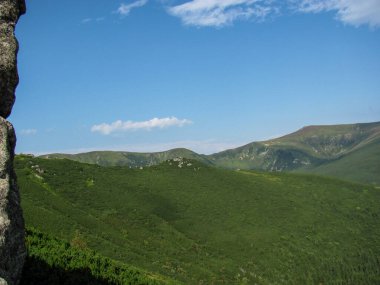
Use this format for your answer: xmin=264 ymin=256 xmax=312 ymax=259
xmin=16 ymin=155 xmax=380 ymax=284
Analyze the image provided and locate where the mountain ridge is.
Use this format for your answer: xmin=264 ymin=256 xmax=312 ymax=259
xmin=39 ymin=121 xmax=380 ymax=185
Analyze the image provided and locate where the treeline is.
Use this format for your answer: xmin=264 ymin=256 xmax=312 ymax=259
xmin=21 ymin=228 xmax=177 ymax=285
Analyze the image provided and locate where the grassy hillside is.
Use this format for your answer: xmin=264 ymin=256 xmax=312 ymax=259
xmin=38 ymin=122 xmax=380 ymax=185
xmin=301 ymin=136 xmax=380 ymax=186
xmin=263 ymin=121 xmax=380 ymax=158
xmin=16 ymin=155 xmax=380 ymax=284
xmin=21 ymin=227 xmax=176 ymax=285
xmin=209 ymin=121 xmax=380 ymax=170
xmin=40 ymin=148 xmax=211 ymax=168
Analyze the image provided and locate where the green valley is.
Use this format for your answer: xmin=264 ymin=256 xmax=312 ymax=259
xmin=16 ymin=155 xmax=380 ymax=284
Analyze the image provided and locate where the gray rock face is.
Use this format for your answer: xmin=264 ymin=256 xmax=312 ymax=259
xmin=0 ymin=118 xmax=25 ymax=285
xmin=0 ymin=0 xmax=26 ymax=119
xmin=0 ymin=1 xmax=26 ymax=285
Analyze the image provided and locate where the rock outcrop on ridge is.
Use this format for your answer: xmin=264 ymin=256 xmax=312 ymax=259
xmin=0 ymin=1 xmax=26 ymax=285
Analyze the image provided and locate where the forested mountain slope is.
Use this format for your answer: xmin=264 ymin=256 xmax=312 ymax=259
xmin=16 ymin=155 xmax=380 ymax=284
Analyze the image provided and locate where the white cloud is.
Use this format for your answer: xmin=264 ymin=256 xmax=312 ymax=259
xmin=91 ymin=117 xmax=193 ymax=135
xmin=20 ymin=129 xmax=37 ymax=136
xmin=292 ymin=0 xmax=380 ymax=27
xmin=167 ymin=0 xmax=380 ymax=28
xmin=81 ymin=17 xmax=106 ymax=24
xmin=168 ymin=0 xmax=274 ymax=27
xmin=81 ymin=18 xmax=92 ymax=24
xmin=117 ymin=0 xmax=148 ymax=16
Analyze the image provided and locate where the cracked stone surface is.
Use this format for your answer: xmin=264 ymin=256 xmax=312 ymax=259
xmin=0 ymin=0 xmax=26 ymax=119
xmin=0 ymin=1 xmax=26 ymax=285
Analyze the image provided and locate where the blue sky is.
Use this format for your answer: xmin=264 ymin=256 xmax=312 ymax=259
xmin=11 ymin=0 xmax=380 ymax=154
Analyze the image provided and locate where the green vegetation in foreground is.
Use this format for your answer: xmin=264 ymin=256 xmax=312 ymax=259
xmin=39 ymin=121 xmax=380 ymax=185
xmin=21 ymin=227 xmax=176 ymax=285
xmin=16 ymin=155 xmax=380 ymax=284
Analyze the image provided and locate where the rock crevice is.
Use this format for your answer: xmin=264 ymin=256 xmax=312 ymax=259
xmin=0 ymin=1 xmax=26 ymax=285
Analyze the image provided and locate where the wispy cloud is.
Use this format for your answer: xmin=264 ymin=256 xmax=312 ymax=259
xmin=117 ymin=0 xmax=148 ymax=16
xmin=291 ymin=0 xmax=380 ymax=27
xmin=81 ymin=18 xmax=92 ymax=24
xmin=167 ymin=0 xmax=380 ymax=28
xmin=81 ymin=17 xmax=106 ymax=24
xmin=80 ymin=0 xmax=379 ymax=28
xmin=20 ymin=129 xmax=37 ymax=136
xmin=91 ymin=117 xmax=193 ymax=135
xmin=168 ymin=0 xmax=275 ymax=27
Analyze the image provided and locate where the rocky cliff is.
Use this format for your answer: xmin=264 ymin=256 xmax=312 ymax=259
xmin=0 ymin=1 xmax=26 ymax=285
